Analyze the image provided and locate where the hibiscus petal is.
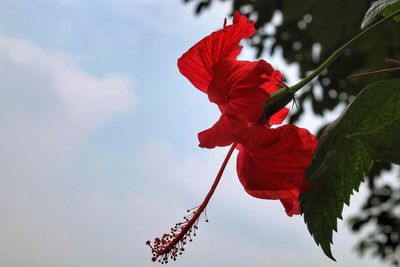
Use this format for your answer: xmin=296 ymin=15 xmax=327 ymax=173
xmin=210 ymin=60 xmax=274 ymax=98
xmin=208 ymin=60 xmax=272 ymax=122
xmin=198 ymin=114 xmax=237 ymax=149
xmin=236 ymin=124 xmax=318 ymax=216
xmin=268 ymin=107 xmax=289 ymax=125
xmin=177 ymin=11 xmax=255 ymax=93
xmin=259 ymin=70 xmax=283 ymax=92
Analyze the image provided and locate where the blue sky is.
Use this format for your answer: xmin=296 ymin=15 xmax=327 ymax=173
xmin=0 ymin=1 xmax=385 ymax=266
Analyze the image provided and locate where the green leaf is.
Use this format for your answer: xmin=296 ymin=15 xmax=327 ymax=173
xmin=351 ymin=117 xmax=400 ymax=164
xmin=361 ymin=0 xmax=400 ymax=29
xmin=300 ymin=79 xmax=400 ymax=260
xmin=383 ymin=1 xmax=400 ymax=22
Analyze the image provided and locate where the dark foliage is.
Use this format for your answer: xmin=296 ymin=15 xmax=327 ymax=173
xmin=349 ymin=161 xmax=400 ymax=266
xmin=184 ymin=0 xmax=400 ymax=264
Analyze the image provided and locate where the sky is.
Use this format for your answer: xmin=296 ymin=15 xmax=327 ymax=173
xmin=0 ymin=1 xmax=388 ymax=266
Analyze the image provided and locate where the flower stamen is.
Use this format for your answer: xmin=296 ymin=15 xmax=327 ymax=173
xmin=147 ymin=143 xmax=237 ymax=264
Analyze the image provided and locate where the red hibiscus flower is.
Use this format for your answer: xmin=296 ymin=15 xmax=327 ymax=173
xmin=178 ymin=11 xmax=288 ymax=148
xmin=148 ymin=11 xmax=318 ymax=264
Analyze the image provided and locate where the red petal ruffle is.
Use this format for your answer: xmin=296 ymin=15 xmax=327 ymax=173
xmin=236 ymin=125 xmax=318 ymax=216
xmin=177 ymin=11 xmax=255 ymax=93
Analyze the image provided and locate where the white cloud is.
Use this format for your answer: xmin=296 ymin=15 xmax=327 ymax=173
xmin=0 ymin=35 xmax=136 ymax=266
xmin=0 ymin=35 xmax=135 ymax=180
xmin=0 ymin=36 xmax=135 ymax=129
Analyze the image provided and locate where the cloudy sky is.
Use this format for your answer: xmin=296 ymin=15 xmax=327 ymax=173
xmin=0 ymin=1 xmax=386 ymax=266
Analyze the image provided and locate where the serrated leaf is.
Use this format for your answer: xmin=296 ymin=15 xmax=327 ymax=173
xmin=351 ymin=117 xmax=400 ymax=164
xmin=300 ymin=79 xmax=400 ymax=260
xmin=361 ymin=0 xmax=399 ymax=29
xmin=383 ymin=1 xmax=400 ymax=22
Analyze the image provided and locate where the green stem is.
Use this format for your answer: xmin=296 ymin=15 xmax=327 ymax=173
xmin=287 ymin=9 xmax=400 ymax=94
xmin=264 ymin=10 xmax=400 ymax=122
